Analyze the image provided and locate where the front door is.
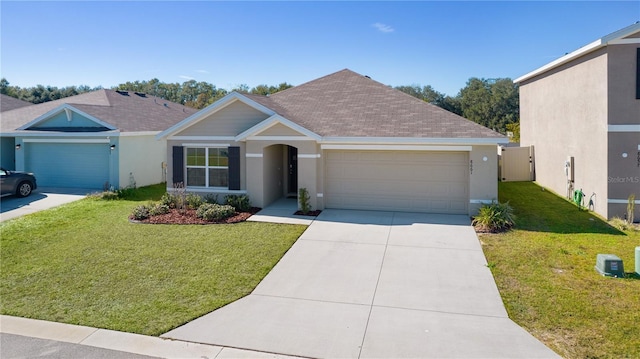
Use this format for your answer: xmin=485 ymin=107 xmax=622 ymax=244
xmin=288 ymin=146 xmax=298 ymax=195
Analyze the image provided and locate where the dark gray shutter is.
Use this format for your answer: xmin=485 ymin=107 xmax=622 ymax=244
xmin=228 ymin=147 xmax=241 ymax=190
xmin=172 ymin=146 xmax=184 ymax=184
xmin=636 ymin=48 xmax=640 ymax=99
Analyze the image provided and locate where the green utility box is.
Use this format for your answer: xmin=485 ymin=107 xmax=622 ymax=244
xmin=595 ymin=254 xmax=625 ymax=278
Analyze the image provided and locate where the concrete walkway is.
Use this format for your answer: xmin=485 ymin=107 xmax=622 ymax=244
xmin=0 ymin=187 xmax=94 ymax=222
xmin=164 ymin=209 xmax=559 ymax=358
xmin=0 ymin=316 xmax=306 ymax=359
xmin=247 ymin=197 xmax=315 ymax=225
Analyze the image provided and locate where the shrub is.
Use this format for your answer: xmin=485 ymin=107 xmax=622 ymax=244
xmin=149 ymin=203 xmax=170 ymax=216
xmin=609 ymin=217 xmax=630 ymax=231
xmin=224 ymin=195 xmax=251 ymax=212
xmin=116 ymin=186 xmax=137 ymax=199
xmin=472 ymin=201 xmax=516 ymax=233
xmin=160 ymin=192 xmax=178 ymax=208
xmin=185 ymin=193 xmax=204 ymax=210
xmin=203 ymin=193 xmax=219 ymax=204
xmin=88 ymin=191 xmax=120 ymax=200
xmin=298 ymin=188 xmax=311 ymax=214
xmin=131 ymin=204 xmax=151 ymax=220
xmin=196 ymin=203 xmax=236 ymax=221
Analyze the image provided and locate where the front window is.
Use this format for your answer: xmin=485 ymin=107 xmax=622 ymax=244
xmin=186 ymin=147 xmax=228 ymax=187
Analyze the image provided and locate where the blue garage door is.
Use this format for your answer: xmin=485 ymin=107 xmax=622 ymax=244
xmin=25 ymin=142 xmax=110 ymax=189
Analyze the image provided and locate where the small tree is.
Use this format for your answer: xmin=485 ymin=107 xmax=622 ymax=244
xmin=298 ymin=188 xmax=311 ymax=215
xmin=173 ymin=182 xmax=187 ymax=213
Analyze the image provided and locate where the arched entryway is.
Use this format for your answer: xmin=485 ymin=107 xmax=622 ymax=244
xmin=262 ymin=144 xmax=298 ymax=207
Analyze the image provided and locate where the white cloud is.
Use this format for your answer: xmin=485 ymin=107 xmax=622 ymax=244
xmin=196 ymin=69 xmax=210 ymax=74
xmin=372 ymin=22 xmax=394 ymax=33
xmin=179 ymin=75 xmax=195 ymax=80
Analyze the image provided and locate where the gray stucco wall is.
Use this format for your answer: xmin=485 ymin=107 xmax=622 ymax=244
xmin=520 ymin=48 xmax=610 ymax=218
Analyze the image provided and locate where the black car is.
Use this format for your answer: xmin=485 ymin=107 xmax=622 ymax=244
xmin=0 ymin=168 xmax=37 ymax=197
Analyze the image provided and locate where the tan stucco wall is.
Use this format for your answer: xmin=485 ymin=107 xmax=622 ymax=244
xmin=262 ymin=144 xmax=284 ymax=206
xmin=520 ymin=48 xmax=609 ymax=217
xmin=119 ymin=135 xmax=166 ymax=188
xmin=259 ymin=123 xmax=307 ymax=136
xmin=246 ymin=139 xmax=319 ymax=208
xmin=469 ymin=145 xmax=499 ymax=214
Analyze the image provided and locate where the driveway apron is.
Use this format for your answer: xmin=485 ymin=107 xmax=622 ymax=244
xmin=163 ymin=209 xmax=558 ymax=358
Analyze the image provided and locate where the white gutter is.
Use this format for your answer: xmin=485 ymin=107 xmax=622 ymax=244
xmin=515 ymin=22 xmax=640 ymax=84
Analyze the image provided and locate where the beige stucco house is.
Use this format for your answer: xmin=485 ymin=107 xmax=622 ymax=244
xmin=515 ymin=23 xmax=640 ymax=220
xmin=158 ymin=69 xmax=508 ymax=215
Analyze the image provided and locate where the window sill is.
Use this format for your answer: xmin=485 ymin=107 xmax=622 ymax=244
xmin=168 ymin=187 xmax=247 ymax=195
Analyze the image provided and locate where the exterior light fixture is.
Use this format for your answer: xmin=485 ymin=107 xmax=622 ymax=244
xmin=622 ymin=153 xmax=628 ymax=158
xmin=110 ymin=144 xmax=116 ymax=150
xmin=15 ymin=144 xmax=21 ymax=150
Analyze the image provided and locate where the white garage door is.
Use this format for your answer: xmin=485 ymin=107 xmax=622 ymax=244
xmin=25 ymin=142 xmax=110 ymax=189
xmin=325 ymin=150 xmax=469 ymax=214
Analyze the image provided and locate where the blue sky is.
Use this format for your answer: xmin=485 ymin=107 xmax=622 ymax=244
xmin=1 ymin=1 xmax=639 ymax=96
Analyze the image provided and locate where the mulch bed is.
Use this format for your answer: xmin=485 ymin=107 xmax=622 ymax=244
xmin=130 ymin=207 xmax=261 ymax=225
xmin=294 ymin=210 xmax=322 ymax=217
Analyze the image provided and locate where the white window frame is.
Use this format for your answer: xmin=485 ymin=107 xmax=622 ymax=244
xmin=185 ymin=146 xmax=229 ymax=188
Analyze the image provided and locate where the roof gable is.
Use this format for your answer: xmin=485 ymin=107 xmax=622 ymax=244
xmin=157 ymin=92 xmax=275 ymax=139
xmin=18 ymin=104 xmax=115 ymax=132
xmin=236 ymin=114 xmax=321 ymax=142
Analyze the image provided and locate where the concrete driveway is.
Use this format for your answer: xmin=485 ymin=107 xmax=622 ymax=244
xmin=163 ymin=209 xmax=559 ymax=358
xmin=0 ymin=187 xmax=93 ymax=222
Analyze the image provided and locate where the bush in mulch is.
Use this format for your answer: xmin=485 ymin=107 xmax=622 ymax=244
xmin=130 ymin=192 xmax=261 ymax=224
xmin=130 ymin=207 xmax=261 ymax=225
xmin=294 ymin=210 xmax=322 ymax=217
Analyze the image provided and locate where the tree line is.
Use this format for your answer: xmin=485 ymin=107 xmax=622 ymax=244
xmin=1 ymin=76 xmax=519 ymax=137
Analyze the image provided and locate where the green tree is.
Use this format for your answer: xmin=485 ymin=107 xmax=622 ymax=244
xmin=458 ymin=77 xmax=519 ymax=133
xmin=505 ymin=122 xmax=520 ymax=143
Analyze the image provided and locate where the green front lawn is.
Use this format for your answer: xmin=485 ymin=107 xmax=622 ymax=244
xmin=481 ymin=182 xmax=639 ymax=359
xmin=0 ymin=184 xmax=306 ymax=336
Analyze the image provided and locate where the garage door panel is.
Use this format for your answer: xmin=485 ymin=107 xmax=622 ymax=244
xmin=25 ymin=143 xmax=110 ymax=189
xmin=325 ymin=150 xmax=469 ymax=214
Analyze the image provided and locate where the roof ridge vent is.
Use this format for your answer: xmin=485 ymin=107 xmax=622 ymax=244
xmin=115 ymin=90 xmax=129 ymax=96
xmin=134 ymin=92 xmax=147 ymax=98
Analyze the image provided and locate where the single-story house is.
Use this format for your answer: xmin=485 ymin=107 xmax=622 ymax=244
xmin=515 ymin=22 xmax=640 ymax=220
xmin=158 ymin=69 xmax=508 ymax=215
xmin=0 ymin=90 xmax=197 ymax=189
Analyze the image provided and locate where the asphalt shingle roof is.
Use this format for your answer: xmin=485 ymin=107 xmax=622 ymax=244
xmin=244 ymin=69 xmax=504 ymax=139
xmin=0 ymin=90 xmax=197 ymax=133
xmin=0 ymin=94 xmax=33 ymax=112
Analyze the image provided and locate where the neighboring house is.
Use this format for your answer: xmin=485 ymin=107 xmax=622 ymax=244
xmin=158 ymin=69 xmax=507 ymax=215
xmin=515 ymin=23 xmax=640 ymax=220
xmin=1 ymin=94 xmax=33 ymax=111
xmin=0 ymin=90 xmax=197 ymax=189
